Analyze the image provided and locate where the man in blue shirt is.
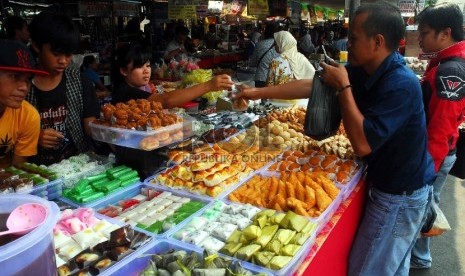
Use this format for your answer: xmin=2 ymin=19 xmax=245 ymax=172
xmin=235 ymin=2 xmax=435 ymax=275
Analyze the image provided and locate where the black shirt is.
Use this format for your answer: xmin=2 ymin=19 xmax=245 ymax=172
xmin=111 ymin=82 xmax=151 ymax=104
xmin=31 ymin=74 xmax=99 ymax=165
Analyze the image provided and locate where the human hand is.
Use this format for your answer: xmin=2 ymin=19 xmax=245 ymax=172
xmin=232 ymin=85 xmax=262 ymax=101
xmin=320 ymin=60 xmax=350 ymax=91
xmin=208 ymin=74 xmax=234 ymax=91
xmin=39 ymin=128 xmax=65 ymax=149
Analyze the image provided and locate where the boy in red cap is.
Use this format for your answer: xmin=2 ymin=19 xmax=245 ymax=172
xmin=0 ymin=40 xmax=48 ymax=167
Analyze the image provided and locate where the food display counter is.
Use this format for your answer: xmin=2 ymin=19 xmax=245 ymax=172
xmin=0 ymin=101 xmax=367 ymax=276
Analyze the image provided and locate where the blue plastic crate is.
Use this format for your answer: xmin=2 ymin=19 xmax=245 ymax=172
xmin=100 ymin=239 xmax=272 ymax=276
xmin=224 ymin=170 xmax=345 ymax=234
xmin=15 ymin=178 xmax=63 ymax=200
xmin=169 ymin=200 xmax=319 ymax=276
xmin=88 ymin=183 xmax=213 ymax=238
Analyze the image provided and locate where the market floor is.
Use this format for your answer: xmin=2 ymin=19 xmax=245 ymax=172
xmin=409 ymin=174 xmax=465 ymax=276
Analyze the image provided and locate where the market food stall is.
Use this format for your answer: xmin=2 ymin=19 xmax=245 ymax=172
xmin=0 ymin=98 xmax=366 ymax=275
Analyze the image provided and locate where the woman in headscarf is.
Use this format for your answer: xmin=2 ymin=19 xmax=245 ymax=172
xmin=266 ymin=31 xmax=315 ymax=87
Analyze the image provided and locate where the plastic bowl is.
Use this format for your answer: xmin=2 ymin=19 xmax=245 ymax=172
xmin=0 ymin=194 xmax=60 ymax=275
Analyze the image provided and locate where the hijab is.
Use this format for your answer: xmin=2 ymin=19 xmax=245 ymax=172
xmin=274 ymin=31 xmax=315 ymax=80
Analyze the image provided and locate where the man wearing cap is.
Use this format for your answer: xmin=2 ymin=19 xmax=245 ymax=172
xmin=0 ymin=40 xmax=48 ymax=168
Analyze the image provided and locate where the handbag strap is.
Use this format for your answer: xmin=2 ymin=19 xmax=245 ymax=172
xmin=257 ymin=44 xmax=274 ymax=67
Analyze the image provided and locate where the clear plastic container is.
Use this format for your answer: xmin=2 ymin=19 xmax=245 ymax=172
xmin=86 ymin=183 xmax=212 ymax=238
xmin=224 ymin=170 xmax=344 ymax=233
xmin=12 ymin=178 xmax=63 ymax=200
xmin=0 ymin=194 xmax=60 ymax=275
xmin=27 ymin=178 xmax=63 ymax=200
xmin=100 ymin=239 xmax=272 ymax=276
xmin=338 ymin=163 xmax=365 ymax=200
xmin=169 ymin=200 xmax=318 ymax=276
xmin=146 ymin=167 xmax=257 ymax=200
xmin=59 ymin=181 xmax=141 ymax=208
xmin=89 ymin=115 xmax=194 ymax=151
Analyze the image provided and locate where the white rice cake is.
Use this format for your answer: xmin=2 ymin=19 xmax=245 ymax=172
xmin=72 ymin=228 xmax=101 ymax=250
xmin=200 ymin=236 xmax=225 ymax=252
xmin=168 ymin=202 xmax=183 ymax=211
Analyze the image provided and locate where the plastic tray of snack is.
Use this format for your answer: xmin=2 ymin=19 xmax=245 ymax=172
xmin=100 ymin=239 xmax=272 ymax=276
xmin=337 ymin=162 xmax=365 ymax=200
xmin=168 ymin=201 xmax=318 ymax=276
xmin=60 ymin=163 xmax=114 ymax=189
xmin=89 ymin=182 xmax=212 ymax=238
xmin=48 ymin=153 xmax=115 ymax=189
xmin=53 ymin=208 xmax=153 ymax=276
xmin=89 ymin=114 xmax=195 ymax=151
xmin=225 ymin=170 xmax=344 ymax=233
xmin=14 ymin=178 xmax=63 ymax=200
xmin=59 ymin=181 xmax=141 ymax=208
xmin=144 ymin=159 xmax=259 ymax=200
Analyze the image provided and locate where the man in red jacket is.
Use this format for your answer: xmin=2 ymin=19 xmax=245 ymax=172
xmin=411 ymin=3 xmax=465 ymax=269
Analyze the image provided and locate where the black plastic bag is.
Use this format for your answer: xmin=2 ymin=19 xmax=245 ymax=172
xmin=304 ymin=72 xmax=341 ymax=140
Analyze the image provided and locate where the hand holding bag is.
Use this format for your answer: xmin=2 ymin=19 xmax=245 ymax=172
xmin=304 ymin=71 xmax=342 ymax=140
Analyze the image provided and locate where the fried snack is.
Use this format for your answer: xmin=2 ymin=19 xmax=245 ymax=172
xmin=275 ymin=194 xmax=288 ymax=211
xmin=147 ymin=117 xmax=161 ymax=128
xmin=268 ymin=177 xmax=279 ymax=203
xmin=280 ymin=171 xmax=290 ymax=182
xmin=102 ymin=104 xmax=115 ymax=120
xmin=321 ymin=157 xmax=335 ymax=169
xmin=137 ymin=117 xmax=149 ymax=128
xmin=287 ymin=172 xmax=300 ymax=185
xmin=115 ymin=102 xmax=128 ymax=110
xmin=315 ymin=188 xmax=332 ymax=212
xmin=303 ymin=176 xmax=321 ymax=191
xmin=305 ymin=186 xmax=316 ymax=209
xmin=116 ymin=118 xmax=128 ymax=126
xmin=273 ymin=202 xmax=283 ymax=211
xmin=321 ymin=178 xmax=340 ymax=200
xmin=171 ymin=131 xmax=183 ymax=140
xmin=114 ymin=109 xmax=128 ymax=120
xmin=296 ymin=172 xmax=305 ymax=183
xmin=278 ymin=180 xmax=287 ymax=199
xmin=129 ymin=111 xmax=143 ymax=121
xmin=295 ymin=181 xmax=306 ymax=202
xmin=206 ymin=186 xmax=222 ymax=197
xmin=127 ymin=121 xmax=137 ymax=129
xmin=286 ymin=197 xmax=308 ymax=210
xmin=309 ymin=156 xmax=321 ymax=166
xmin=150 ymin=101 xmax=163 ymax=111
xmin=285 ymin=181 xmax=296 ymax=199
xmin=127 ymin=99 xmax=136 ymax=107
xmin=191 ymin=161 xmax=216 ymax=172
xmin=161 ymin=116 xmax=175 ymax=126
xmin=336 ymin=170 xmax=350 ymax=184
xmin=139 ymin=136 xmax=160 ymax=150
xmin=229 ymin=192 xmax=240 ymax=203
